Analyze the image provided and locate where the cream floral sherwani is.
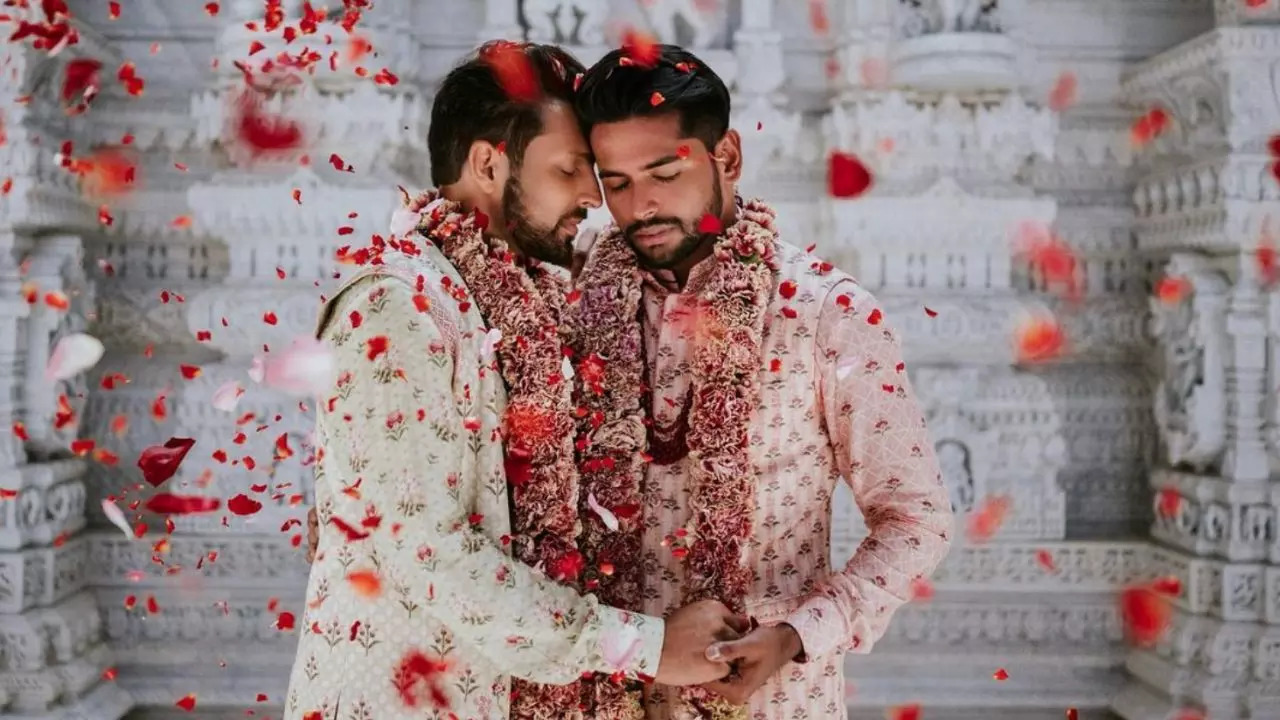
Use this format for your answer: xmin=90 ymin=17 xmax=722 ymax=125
xmin=284 ymin=246 xmax=664 ymax=720
xmin=639 ymin=241 xmax=954 ymax=719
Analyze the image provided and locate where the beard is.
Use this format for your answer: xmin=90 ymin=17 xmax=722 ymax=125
xmin=502 ymin=177 xmax=585 ymax=267
xmin=625 ymin=175 xmax=724 ymax=271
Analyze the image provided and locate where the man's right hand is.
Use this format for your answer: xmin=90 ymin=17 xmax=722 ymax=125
xmin=305 ymin=507 xmax=319 ymax=563
xmin=654 ymin=599 xmax=751 ymax=686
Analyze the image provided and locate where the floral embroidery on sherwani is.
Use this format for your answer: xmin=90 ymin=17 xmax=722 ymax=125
xmin=635 ymin=241 xmax=955 ymax=720
xmin=282 ymin=243 xmax=663 ymax=720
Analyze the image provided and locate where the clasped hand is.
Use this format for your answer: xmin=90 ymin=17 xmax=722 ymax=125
xmin=658 ymin=599 xmax=803 ymax=707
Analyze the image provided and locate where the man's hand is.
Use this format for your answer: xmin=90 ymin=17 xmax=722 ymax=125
xmin=699 ymin=623 xmax=804 ymax=705
xmin=654 ymin=599 xmax=751 ymax=686
xmin=305 ymin=507 xmax=319 ymax=563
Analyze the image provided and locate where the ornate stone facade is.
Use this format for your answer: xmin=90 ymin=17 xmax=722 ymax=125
xmin=2 ymin=0 xmax=1273 ymax=719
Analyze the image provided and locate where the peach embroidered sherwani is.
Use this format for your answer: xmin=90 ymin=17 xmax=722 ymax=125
xmin=638 ymin=241 xmax=954 ymax=719
xmin=284 ymin=245 xmax=664 ymax=720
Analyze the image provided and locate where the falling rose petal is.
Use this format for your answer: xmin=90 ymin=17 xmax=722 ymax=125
xmin=479 ymin=328 xmax=502 ymax=363
xmin=1047 ymin=70 xmax=1078 ymax=112
xmin=559 ymin=355 xmax=575 ymax=382
xmin=1035 ymin=549 xmax=1058 ymax=573
xmin=175 ymin=694 xmax=197 ymax=712
xmin=346 ymin=569 xmax=383 ymax=598
xmin=1130 ymin=107 xmax=1170 ymax=148
xmin=966 ymin=495 xmax=1012 ymax=543
xmin=211 ymin=381 xmax=245 ymax=412
xmin=859 ymin=57 xmax=890 ymax=89
xmin=621 ymin=28 xmax=660 ymax=67
xmin=649 ymin=91 xmax=665 ymax=107
xmin=600 ymin=623 xmax=642 ymax=669
xmin=205 ymin=2 xmax=220 ymax=16
xmin=137 ymin=437 xmax=197 ymax=487
xmin=481 ymin=41 xmax=540 ymax=103
xmin=232 ymin=90 xmax=305 ymax=158
xmin=61 ymin=58 xmax=102 ymax=107
xmin=808 ymin=0 xmax=831 ymax=34
xmin=829 ymin=152 xmax=874 ymax=198
xmin=1014 ymin=313 xmax=1065 ymax=363
xmin=1157 ymin=487 xmax=1180 ymax=517
xmin=886 ymin=704 xmax=922 ymax=720
xmin=275 ymin=611 xmax=296 ymax=630
xmin=251 ymin=337 xmax=336 ymax=396
xmin=46 ymin=332 xmax=105 ymax=381
xmin=587 ymin=492 xmax=620 ymax=532
xmin=992 ymin=668 xmax=1009 ymax=681
xmin=1155 ymin=275 xmax=1190 ymax=305
xmin=101 ymin=499 xmax=134 ymax=538
xmin=144 ymin=493 xmax=222 ymax=515
xmin=393 ymin=650 xmax=452 ymax=709
xmin=389 ymin=208 xmax=422 ymax=237
xmin=1152 ymin=575 xmax=1182 ymax=596
xmin=1119 ymin=583 xmax=1171 ymax=647
xmin=908 ymin=577 xmax=934 ymax=601
xmin=697 ymin=213 xmax=723 ymax=234
xmin=228 ymin=493 xmax=263 ymax=516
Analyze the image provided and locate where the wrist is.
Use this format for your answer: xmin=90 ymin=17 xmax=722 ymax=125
xmin=775 ymin=622 xmax=804 ymax=661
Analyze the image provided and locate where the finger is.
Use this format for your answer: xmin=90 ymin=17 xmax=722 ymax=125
xmin=705 ymin=637 xmax=754 ymax=662
xmin=725 ymin=614 xmax=753 ymax=634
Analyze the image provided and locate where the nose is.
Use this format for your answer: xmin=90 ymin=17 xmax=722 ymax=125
xmin=579 ymin=175 xmax=602 ymax=210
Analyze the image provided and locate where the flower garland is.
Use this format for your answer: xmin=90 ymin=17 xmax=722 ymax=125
xmin=567 ymin=228 xmax=650 ymax=719
xmin=403 ymin=189 xmax=588 ymax=720
xmin=573 ymin=199 xmax=779 ymax=720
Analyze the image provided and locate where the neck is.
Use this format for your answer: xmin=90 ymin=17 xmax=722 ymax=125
xmin=665 ymin=237 xmax=716 ymax=289
xmin=439 ymin=183 xmax=511 ymax=244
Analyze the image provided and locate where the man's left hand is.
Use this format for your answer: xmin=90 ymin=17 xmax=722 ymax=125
xmin=699 ymin=623 xmax=804 ymax=705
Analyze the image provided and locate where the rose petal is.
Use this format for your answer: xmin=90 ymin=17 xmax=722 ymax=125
xmin=137 ymin=437 xmax=197 ymax=487
xmin=251 ymin=337 xmax=335 ymax=396
xmin=587 ymin=492 xmax=619 ymax=532
xmin=479 ymin=328 xmax=502 ymax=363
xmin=390 ymin=208 xmax=420 ymax=238
xmin=347 ymin=569 xmax=382 ymax=598
xmin=101 ymin=499 xmax=134 ymax=538
xmin=46 ymin=332 xmax=105 ymax=382
xmin=560 ymin=355 xmax=574 ymax=382
xmin=228 ymin=493 xmax=263 ymax=516
xmin=212 ymin=381 xmax=244 ymax=412
xmin=144 ymin=493 xmax=221 ymax=515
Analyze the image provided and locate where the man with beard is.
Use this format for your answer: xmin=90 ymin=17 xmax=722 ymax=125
xmin=285 ymin=41 xmax=745 ymax=720
xmin=563 ymin=45 xmax=956 ymax=719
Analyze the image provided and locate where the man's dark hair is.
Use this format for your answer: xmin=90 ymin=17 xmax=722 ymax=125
xmin=573 ymin=44 xmax=730 ymax=152
xmin=428 ymin=41 xmax=585 ymax=187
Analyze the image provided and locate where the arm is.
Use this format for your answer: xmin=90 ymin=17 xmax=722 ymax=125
xmin=318 ymin=276 xmax=663 ymax=684
xmin=784 ymin=280 xmax=954 ymax=659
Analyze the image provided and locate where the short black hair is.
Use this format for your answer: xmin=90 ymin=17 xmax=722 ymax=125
xmin=428 ymin=41 xmax=585 ymax=187
xmin=573 ymin=44 xmax=730 ymax=152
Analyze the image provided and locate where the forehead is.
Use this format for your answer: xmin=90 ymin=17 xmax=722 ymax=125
xmin=589 ymin=113 xmax=689 ymax=166
xmin=525 ymin=101 xmax=588 ymax=156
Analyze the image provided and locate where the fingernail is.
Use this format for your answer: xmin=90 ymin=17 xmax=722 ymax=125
xmin=705 ymin=644 xmax=722 ymax=661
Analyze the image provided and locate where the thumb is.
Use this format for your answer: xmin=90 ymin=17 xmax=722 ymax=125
xmin=705 ymin=636 xmax=752 ymax=662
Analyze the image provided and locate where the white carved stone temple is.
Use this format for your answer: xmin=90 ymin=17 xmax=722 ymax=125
xmin=2 ymin=0 xmax=1279 ymax=718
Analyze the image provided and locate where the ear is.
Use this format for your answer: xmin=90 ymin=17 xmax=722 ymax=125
xmin=463 ymin=139 xmax=509 ymax=195
xmin=712 ymin=129 xmax=743 ymax=184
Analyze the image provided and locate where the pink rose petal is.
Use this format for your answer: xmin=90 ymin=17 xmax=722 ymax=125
xmin=249 ymin=337 xmax=334 ymax=397
xmin=211 ymin=381 xmax=244 ymax=412
xmin=389 ymin=208 xmax=421 ymax=238
xmin=46 ymin=333 xmax=104 ymax=381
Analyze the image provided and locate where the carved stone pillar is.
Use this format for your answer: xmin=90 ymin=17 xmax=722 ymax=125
xmin=0 ymin=14 xmax=133 ymax=716
xmin=1111 ymin=25 xmax=1280 ymax=720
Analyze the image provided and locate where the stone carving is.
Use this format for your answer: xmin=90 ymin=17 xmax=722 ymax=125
xmin=20 ymin=237 xmax=95 ymax=459
xmin=898 ymin=0 xmax=1003 ymax=37
xmin=640 ymin=0 xmax=718 ymax=48
xmin=1149 ymin=254 xmax=1228 ymax=472
xmin=522 ymin=0 xmax=608 ymax=45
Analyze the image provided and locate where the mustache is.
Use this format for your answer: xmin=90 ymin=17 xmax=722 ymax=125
xmin=624 ymin=218 xmax=685 ymax=239
xmin=564 ymin=207 xmax=588 ymax=223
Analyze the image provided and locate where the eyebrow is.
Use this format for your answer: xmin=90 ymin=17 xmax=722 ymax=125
xmin=597 ymin=154 xmax=682 ymax=178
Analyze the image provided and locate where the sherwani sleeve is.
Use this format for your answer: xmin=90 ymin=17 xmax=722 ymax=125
xmin=319 ymin=276 xmax=664 ymax=684
xmin=784 ymin=280 xmax=954 ymax=659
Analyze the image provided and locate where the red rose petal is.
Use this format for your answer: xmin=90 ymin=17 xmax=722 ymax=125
xmin=696 ymin=213 xmax=722 ymax=234
xmin=347 ymin=569 xmax=382 ymax=598
xmin=621 ymin=28 xmax=660 ymax=67
xmin=227 ymin=493 xmax=263 ymax=516
xmin=137 ymin=437 xmax=197 ymax=487
xmin=828 ymin=151 xmax=873 ymax=198
xmin=779 ymin=280 xmax=797 ymax=299
xmin=1119 ymin=583 xmax=1171 ymax=647
xmin=1047 ymin=70 xmax=1077 ymax=112
xmin=366 ymin=335 xmax=389 ymax=360
xmin=649 ymin=91 xmax=665 ymax=107
xmin=175 ymin=694 xmax=196 ymax=712
xmin=481 ymin=41 xmax=540 ymax=103
xmin=144 ymin=493 xmax=221 ymax=515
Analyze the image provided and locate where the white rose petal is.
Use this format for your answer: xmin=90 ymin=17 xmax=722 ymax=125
xmin=561 ymin=355 xmax=574 ymax=381
xmin=46 ymin=333 xmax=105 ymax=382
xmin=480 ymin=328 xmax=503 ymax=363
xmin=587 ymin=491 xmax=619 ymax=532
xmin=101 ymin=499 xmax=134 ymax=540
xmin=389 ymin=208 xmax=421 ymax=238
xmin=211 ymin=380 xmax=245 ymax=412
